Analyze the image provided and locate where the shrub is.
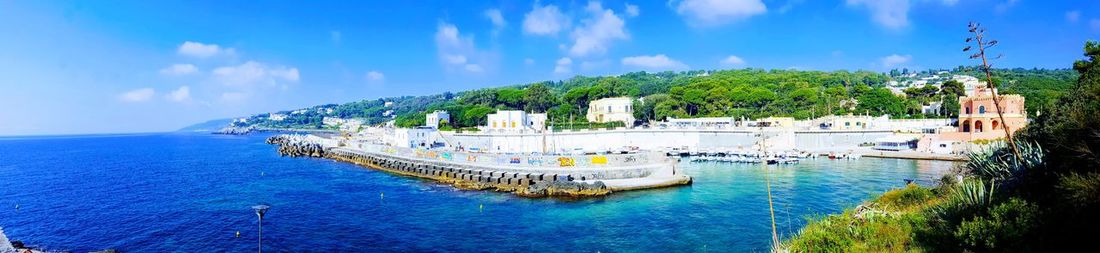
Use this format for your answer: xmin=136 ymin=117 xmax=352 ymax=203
xmin=1057 ymin=172 xmax=1100 ymax=208
xmin=953 ymin=198 xmax=1040 ymax=251
xmin=877 ymin=184 xmax=936 ymax=211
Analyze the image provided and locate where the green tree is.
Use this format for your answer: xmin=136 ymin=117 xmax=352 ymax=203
xmin=634 ymin=94 xmax=671 ymax=122
xmin=495 ymin=88 xmax=526 ymax=109
xmin=857 ymin=87 xmax=906 ymax=116
xmin=523 ymin=83 xmax=556 ymax=113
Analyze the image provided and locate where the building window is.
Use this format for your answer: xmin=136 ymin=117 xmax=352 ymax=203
xmin=492 ymin=122 xmax=497 ymax=128
xmin=979 ymin=106 xmax=986 ymax=114
xmin=511 ymin=122 xmax=516 ymax=128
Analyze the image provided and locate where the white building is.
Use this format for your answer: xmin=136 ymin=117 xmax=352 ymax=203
xmin=484 ymin=110 xmax=547 ymax=132
xmin=922 ymin=101 xmax=943 ymax=115
xmin=322 ymin=117 xmax=343 ymax=126
xmin=813 ymin=114 xmax=888 ymax=130
xmin=587 ymin=97 xmax=635 ymax=126
xmin=527 ymin=113 xmax=547 ymax=131
xmin=269 ymin=113 xmax=287 ymax=121
xmin=426 ymin=110 xmax=450 ymax=129
xmin=323 ymin=117 xmax=365 ymax=131
xmin=391 ymin=127 xmax=437 ymax=148
xmin=952 ymin=75 xmax=985 ymax=96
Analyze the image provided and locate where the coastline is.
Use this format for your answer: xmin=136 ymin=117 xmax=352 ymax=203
xmin=857 ymin=150 xmax=969 ymax=162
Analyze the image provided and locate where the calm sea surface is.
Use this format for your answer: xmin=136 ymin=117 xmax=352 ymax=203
xmin=0 ymin=133 xmax=955 ymax=252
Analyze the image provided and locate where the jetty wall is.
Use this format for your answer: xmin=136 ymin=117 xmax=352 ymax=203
xmin=267 ymin=135 xmax=689 ymax=197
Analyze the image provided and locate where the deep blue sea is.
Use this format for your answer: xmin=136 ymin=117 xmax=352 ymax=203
xmin=0 ymin=133 xmax=956 ymax=252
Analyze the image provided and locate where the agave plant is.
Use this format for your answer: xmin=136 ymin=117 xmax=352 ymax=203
xmin=965 ymin=141 xmax=1045 ymax=182
xmin=951 ymin=178 xmax=996 ymax=208
xmin=930 ymin=178 xmax=997 ymax=221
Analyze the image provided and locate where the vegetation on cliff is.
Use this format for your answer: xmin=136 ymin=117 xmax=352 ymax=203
xmin=784 ymin=41 xmax=1100 ymax=252
xmin=234 ymin=66 xmax=1073 ymax=130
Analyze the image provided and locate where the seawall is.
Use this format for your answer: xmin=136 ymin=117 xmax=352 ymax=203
xmin=267 ymin=135 xmax=691 ymax=198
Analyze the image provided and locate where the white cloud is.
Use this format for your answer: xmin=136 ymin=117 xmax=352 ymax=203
xmin=331 ymin=31 xmax=342 ymax=43
xmin=119 ymin=88 xmax=155 ymax=102
xmin=220 ymin=92 xmax=248 ymax=102
xmin=464 ymin=64 xmax=484 ymax=73
xmin=523 ymin=3 xmax=570 ymax=36
xmin=568 ymin=1 xmax=629 ymax=58
xmin=366 ymin=71 xmax=385 ymax=82
xmin=846 ymin=0 xmax=910 ymax=29
xmin=994 ymin=0 xmax=1019 ymax=14
xmin=485 ymin=9 xmax=506 ymax=30
xmin=622 ymin=54 xmax=689 ymax=71
xmin=880 ymin=54 xmax=912 ymax=68
xmin=1066 ymin=11 xmax=1081 ymax=23
xmin=554 ymin=57 xmax=572 ymax=74
xmin=212 ymin=61 xmax=300 ymax=87
xmin=777 ymin=0 xmax=804 ymax=14
xmin=674 ymin=0 xmax=767 ymax=27
xmin=442 ymin=54 xmax=468 ymax=65
xmin=625 ymin=3 xmax=640 ymax=17
xmin=159 ymin=64 xmax=198 ymax=76
xmin=177 ymin=41 xmax=234 ymax=58
xmin=166 ymin=86 xmax=191 ymax=102
xmin=435 ymin=22 xmax=494 ymax=74
xmin=720 ymin=55 xmax=746 ymax=66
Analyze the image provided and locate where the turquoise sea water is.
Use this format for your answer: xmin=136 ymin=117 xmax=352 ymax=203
xmin=0 ymin=133 xmax=955 ymax=252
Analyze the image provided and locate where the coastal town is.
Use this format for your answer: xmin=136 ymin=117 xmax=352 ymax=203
xmin=256 ymin=73 xmax=1029 ymax=197
xmin=263 ymin=73 xmax=1024 ymax=159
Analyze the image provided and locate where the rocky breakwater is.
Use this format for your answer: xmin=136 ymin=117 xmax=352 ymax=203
xmin=266 ymin=134 xmax=330 ymax=158
xmin=265 ymin=134 xmax=616 ymax=198
xmin=322 ymin=148 xmax=612 ymax=198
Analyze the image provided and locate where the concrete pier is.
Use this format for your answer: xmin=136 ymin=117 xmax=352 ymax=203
xmin=268 ymin=134 xmax=691 ymax=197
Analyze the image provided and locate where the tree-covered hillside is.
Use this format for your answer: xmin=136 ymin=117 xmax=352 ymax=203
xmin=233 ymin=67 xmax=1075 ymax=129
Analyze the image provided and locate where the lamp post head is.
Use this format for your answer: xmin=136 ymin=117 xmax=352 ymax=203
xmin=252 ymin=204 xmax=270 ymax=219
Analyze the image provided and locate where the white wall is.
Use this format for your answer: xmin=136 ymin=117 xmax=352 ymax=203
xmin=445 ymin=129 xmax=892 ymax=153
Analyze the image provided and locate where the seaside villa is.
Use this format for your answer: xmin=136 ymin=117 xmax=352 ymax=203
xmin=426 ymin=110 xmax=450 ymax=129
xmin=484 ymin=110 xmax=547 ymax=133
xmin=940 ymin=86 xmax=1027 ymax=142
xmin=587 ymin=97 xmax=635 ymax=126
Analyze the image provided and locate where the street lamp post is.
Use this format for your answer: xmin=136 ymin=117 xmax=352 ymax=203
xmin=252 ymin=204 xmax=270 ymax=253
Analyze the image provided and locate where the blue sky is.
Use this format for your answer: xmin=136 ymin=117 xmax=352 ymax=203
xmin=1 ymin=0 xmax=1098 ymax=136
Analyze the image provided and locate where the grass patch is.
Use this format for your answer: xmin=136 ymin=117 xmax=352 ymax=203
xmin=785 ymin=184 xmax=941 ymax=252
